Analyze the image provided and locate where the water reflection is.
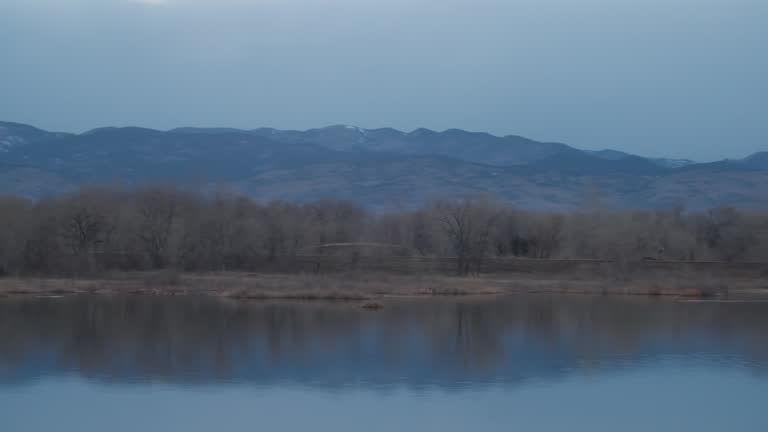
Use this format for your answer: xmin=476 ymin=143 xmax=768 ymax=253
xmin=0 ymin=295 xmax=766 ymax=389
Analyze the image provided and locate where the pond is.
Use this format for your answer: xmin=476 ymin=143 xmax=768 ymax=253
xmin=1 ymin=294 xmax=766 ymax=431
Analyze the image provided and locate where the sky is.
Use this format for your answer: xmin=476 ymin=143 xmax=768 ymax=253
xmin=0 ymin=0 xmax=765 ymax=161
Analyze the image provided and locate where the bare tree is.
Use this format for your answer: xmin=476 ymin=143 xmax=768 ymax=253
xmin=434 ymin=196 xmax=500 ymax=275
xmin=0 ymin=184 xmax=765 ymax=277
xmin=135 ymin=187 xmax=179 ymax=268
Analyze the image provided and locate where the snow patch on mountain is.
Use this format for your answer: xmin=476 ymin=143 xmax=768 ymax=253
xmin=0 ymin=134 xmax=25 ymax=152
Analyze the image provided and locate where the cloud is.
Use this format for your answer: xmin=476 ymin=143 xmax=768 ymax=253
xmin=129 ymin=0 xmax=169 ymax=4
xmin=126 ymin=0 xmax=273 ymax=4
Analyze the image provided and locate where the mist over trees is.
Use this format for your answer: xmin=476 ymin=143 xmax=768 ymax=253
xmin=0 ymin=186 xmax=766 ymax=277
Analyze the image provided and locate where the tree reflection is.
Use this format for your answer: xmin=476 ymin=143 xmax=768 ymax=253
xmin=0 ymin=295 xmax=766 ymax=389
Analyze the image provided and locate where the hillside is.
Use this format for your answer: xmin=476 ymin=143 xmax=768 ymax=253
xmin=1 ymin=121 xmax=766 ymax=208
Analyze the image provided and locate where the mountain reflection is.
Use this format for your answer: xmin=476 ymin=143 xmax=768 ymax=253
xmin=0 ymin=295 xmax=766 ymax=389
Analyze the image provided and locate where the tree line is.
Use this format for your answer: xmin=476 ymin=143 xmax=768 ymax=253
xmin=0 ymin=185 xmax=766 ymax=276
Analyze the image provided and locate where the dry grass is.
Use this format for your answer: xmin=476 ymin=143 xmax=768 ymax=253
xmin=215 ymin=272 xmax=504 ymax=300
xmin=0 ymin=269 xmax=765 ymax=301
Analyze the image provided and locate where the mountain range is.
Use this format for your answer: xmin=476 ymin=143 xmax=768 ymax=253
xmin=1 ymin=121 xmax=766 ymax=208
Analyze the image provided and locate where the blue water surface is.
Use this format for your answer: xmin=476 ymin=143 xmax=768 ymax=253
xmin=0 ymin=295 xmax=766 ymax=431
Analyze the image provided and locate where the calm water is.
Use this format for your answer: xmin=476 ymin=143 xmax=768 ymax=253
xmin=1 ymin=294 xmax=767 ymax=431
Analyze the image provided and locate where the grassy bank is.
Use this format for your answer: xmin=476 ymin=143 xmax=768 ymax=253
xmin=1 ymin=269 xmax=766 ymax=301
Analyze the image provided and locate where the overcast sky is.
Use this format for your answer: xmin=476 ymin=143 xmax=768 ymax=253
xmin=1 ymin=0 xmax=765 ymax=160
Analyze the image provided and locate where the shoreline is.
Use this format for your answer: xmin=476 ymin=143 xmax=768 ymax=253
xmin=1 ymin=270 xmax=767 ymax=302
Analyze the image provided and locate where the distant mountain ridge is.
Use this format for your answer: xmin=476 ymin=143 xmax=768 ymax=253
xmin=1 ymin=121 xmax=766 ymax=208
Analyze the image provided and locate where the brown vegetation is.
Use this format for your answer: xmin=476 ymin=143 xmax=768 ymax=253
xmin=0 ymin=186 xmax=766 ymax=298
